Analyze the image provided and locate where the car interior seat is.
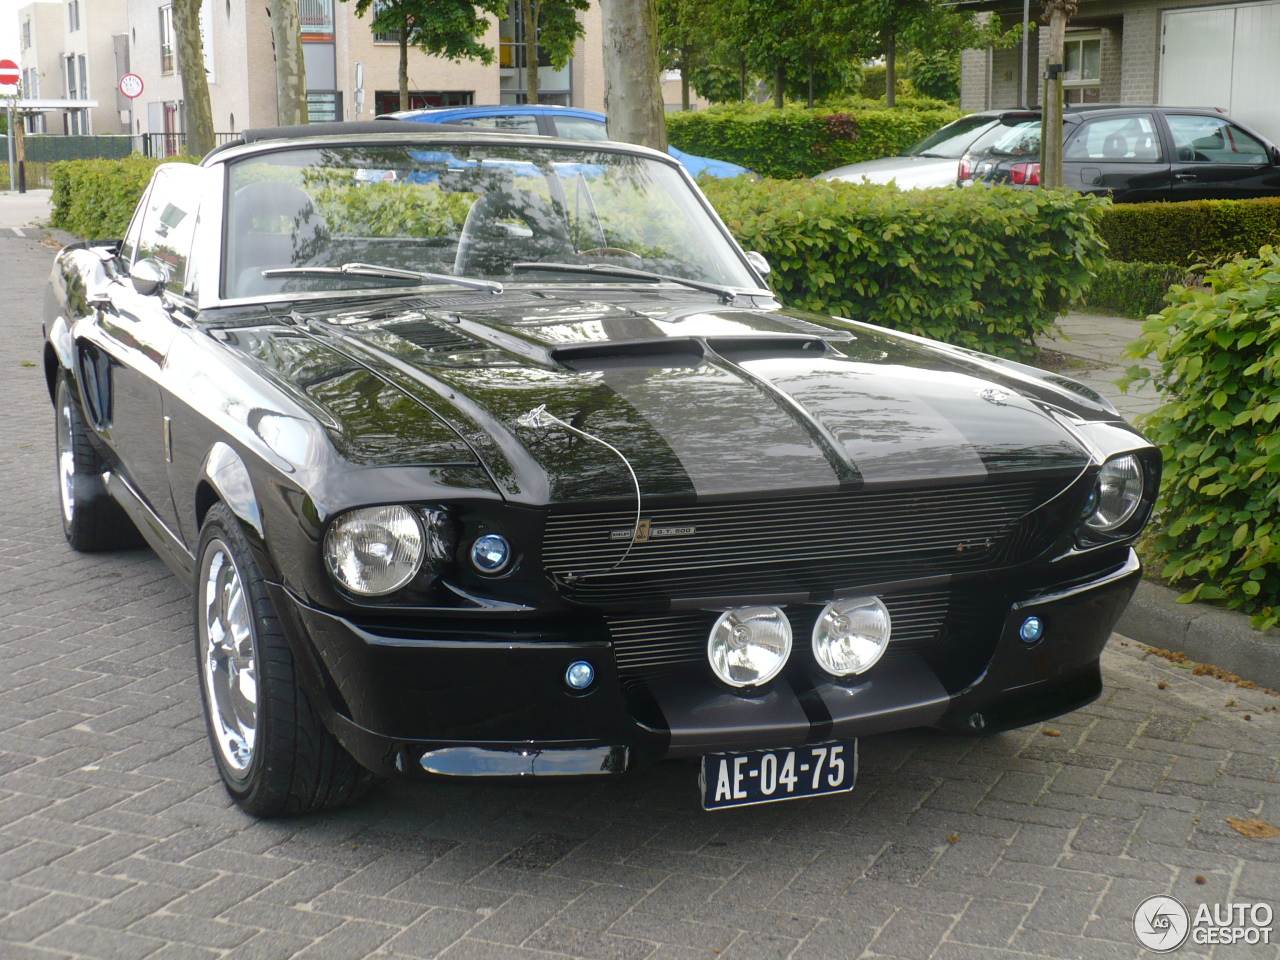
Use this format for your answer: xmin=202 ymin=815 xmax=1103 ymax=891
xmin=230 ymin=182 xmax=330 ymax=297
xmin=1101 ymin=133 xmax=1129 ymax=159
xmin=453 ymin=187 xmax=575 ymax=276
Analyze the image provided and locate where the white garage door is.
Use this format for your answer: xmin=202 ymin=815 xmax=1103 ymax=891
xmin=1160 ymin=1 xmax=1280 ymax=144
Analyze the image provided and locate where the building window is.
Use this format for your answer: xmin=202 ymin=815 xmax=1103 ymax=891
xmin=160 ymin=6 xmax=175 ymax=74
xmin=21 ymin=17 xmax=31 ymax=49
xmin=498 ymin=1 xmax=572 ymax=105
xmin=1062 ymin=33 xmax=1102 ymax=104
xmin=68 ymin=0 xmax=80 ymax=32
xmin=371 ymin=0 xmax=400 ymax=43
xmin=66 ymin=55 xmax=77 ymax=99
xmin=373 ymin=90 xmax=474 ymax=115
xmin=78 ymin=55 xmax=88 ymax=99
xmin=299 ymin=0 xmax=334 ymax=39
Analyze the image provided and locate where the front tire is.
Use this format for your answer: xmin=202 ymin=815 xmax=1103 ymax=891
xmin=195 ymin=502 xmax=376 ymax=816
xmin=55 ymin=377 xmax=143 ymax=552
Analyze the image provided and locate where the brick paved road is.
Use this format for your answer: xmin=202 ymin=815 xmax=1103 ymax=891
xmin=2 ymin=232 xmax=1278 ymax=960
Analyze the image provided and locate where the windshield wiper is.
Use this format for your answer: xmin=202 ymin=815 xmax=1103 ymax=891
xmin=512 ymin=262 xmax=741 ymax=304
xmin=260 ymin=262 xmax=503 ymax=295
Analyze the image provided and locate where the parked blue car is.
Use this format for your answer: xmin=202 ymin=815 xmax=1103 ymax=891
xmin=381 ymin=104 xmax=753 ymax=179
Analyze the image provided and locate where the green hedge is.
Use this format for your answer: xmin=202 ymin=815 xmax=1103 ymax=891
xmin=668 ymin=101 xmax=963 ymax=179
xmin=705 ymin=177 xmax=1107 ymax=357
xmin=49 ymin=154 xmax=196 ymax=240
xmin=1100 ymin=196 xmax=1280 ymax=266
xmin=1120 ymin=247 xmax=1280 ymax=629
xmin=1077 ymin=260 xmax=1199 ymax=319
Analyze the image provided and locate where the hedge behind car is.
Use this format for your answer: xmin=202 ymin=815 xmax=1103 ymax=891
xmin=1120 ymin=246 xmax=1280 ymax=630
xmin=668 ymin=101 xmax=963 ymax=179
xmin=1101 ymin=196 xmax=1280 ymax=266
xmin=50 ymin=154 xmax=197 ymax=240
xmin=704 ymin=177 xmax=1107 ymax=358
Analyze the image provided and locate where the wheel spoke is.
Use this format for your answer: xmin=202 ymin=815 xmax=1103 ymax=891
xmin=199 ymin=542 xmax=259 ymax=776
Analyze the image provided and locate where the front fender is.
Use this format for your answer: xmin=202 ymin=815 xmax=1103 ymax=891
xmin=200 ymin=442 xmax=265 ymax=538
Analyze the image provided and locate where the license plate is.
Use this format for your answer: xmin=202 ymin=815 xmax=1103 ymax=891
xmin=700 ymin=741 xmax=857 ymax=811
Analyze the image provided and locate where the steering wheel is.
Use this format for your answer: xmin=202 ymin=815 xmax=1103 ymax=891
xmin=578 ymin=247 xmax=642 ymax=260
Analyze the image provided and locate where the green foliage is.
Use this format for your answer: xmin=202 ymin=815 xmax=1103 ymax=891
xmin=343 ymin=0 xmax=506 ymax=65
xmin=1119 ymin=247 xmax=1280 ymax=630
xmin=703 ymin=177 xmax=1107 ymax=357
xmin=49 ymin=155 xmax=197 ymax=240
xmin=308 ymin=180 xmax=476 ymax=237
xmin=1077 ymin=261 xmax=1199 ymax=319
xmin=1100 ymin=196 xmax=1280 ymax=266
xmin=667 ymin=101 xmax=963 ymax=178
xmin=531 ymin=0 xmax=589 ymax=71
xmin=858 ymin=65 xmax=896 ymax=102
xmin=906 ymin=50 xmax=961 ymax=103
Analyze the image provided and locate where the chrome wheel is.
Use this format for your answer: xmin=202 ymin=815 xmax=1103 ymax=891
xmin=56 ymin=387 xmax=76 ymax=526
xmin=199 ymin=540 xmax=258 ymax=777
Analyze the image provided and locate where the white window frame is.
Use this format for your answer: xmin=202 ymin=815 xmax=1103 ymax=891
xmin=1062 ymin=31 xmax=1103 ymax=100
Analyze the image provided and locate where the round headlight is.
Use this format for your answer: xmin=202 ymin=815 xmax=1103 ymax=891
xmin=707 ymin=606 xmax=792 ymax=688
xmin=1085 ymin=454 xmax=1145 ymax=531
xmin=470 ymin=534 xmax=511 ymax=574
xmin=812 ymin=596 xmax=892 ymax=677
xmin=324 ymin=505 xmax=424 ymax=596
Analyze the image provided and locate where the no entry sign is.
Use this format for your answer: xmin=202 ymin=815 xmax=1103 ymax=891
xmin=0 ymin=60 xmax=20 ymax=87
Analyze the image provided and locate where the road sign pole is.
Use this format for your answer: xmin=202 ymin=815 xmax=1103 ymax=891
xmin=6 ymin=105 xmax=15 ymax=194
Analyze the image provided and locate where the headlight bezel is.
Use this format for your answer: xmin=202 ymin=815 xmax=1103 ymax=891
xmin=1076 ymin=451 xmax=1158 ymax=545
xmin=323 ymin=504 xmax=451 ymax=598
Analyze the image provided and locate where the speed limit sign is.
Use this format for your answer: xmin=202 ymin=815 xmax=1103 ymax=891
xmin=119 ymin=73 xmax=144 ymax=99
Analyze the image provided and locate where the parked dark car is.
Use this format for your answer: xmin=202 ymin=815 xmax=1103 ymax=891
xmin=381 ymin=103 xmax=754 ymax=179
xmin=959 ymin=105 xmax=1280 ymax=202
xmin=44 ymin=121 xmax=1158 ymax=817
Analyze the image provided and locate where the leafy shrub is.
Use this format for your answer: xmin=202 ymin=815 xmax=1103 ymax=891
xmin=703 ymin=177 xmax=1107 ymax=357
xmin=1077 ymin=261 xmax=1199 ymax=319
xmin=1100 ymin=196 xmax=1280 ymax=265
xmin=667 ymin=101 xmax=963 ymax=179
xmin=1120 ymin=247 xmax=1280 ymax=629
xmin=50 ymin=154 xmax=197 ymax=240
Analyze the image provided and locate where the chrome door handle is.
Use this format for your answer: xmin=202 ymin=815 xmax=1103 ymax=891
xmin=1174 ymin=173 xmax=1197 ymax=181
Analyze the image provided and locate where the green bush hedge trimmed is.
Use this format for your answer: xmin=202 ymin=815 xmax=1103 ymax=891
xmin=1077 ymin=260 xmax=1199 ymax=319
xmin=704 ymin=177 xmax=1107 ymax=357
xmin=1100 ymin=196 xmax=1280 ymax=266
xmin=668 ymin=101 xmax=963 ymax=179
xmin=1120 ymin=247 xmax=1280 ymax=629
xmin=49 ymin=154 xmax=196 ymax=240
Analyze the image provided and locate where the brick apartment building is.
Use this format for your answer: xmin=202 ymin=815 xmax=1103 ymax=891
xmin=957 ymin=0 xmax=1280 ymax=144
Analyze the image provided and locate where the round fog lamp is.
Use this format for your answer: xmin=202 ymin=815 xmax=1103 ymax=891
xmin=324 ymin=505 xmax=424 ymax=596
xmin=565 ymin=661 xmax=594 ymax=690
xmin=708 ymin=606 xmax=792 ymax=688
xmin=470 ymin=534 xmax=511 ymax=574
xmin=812 ymin=596 xmax=892 ymax=677
xmin=1086 ymin=454 xmax=1145 ymax=531
xmin=1019 ymin=616 xmax=1044 ymax=643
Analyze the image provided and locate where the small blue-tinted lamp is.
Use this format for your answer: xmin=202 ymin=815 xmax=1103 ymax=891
xmin=470 ymin=534 xmax=511 ymax=573
xmin=1019 ymin=616 xmax=1045 ymax=643
xmin=565 ymin=660 xmax=595 ymax=690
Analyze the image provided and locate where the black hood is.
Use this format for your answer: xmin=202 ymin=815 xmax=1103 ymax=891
xmin=251 ymin=291 xmax=1107 ymax=506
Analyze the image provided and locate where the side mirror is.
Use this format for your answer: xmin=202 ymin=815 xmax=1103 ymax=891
xmin=1271 ymin=145 xmax=1280 ymax=166
xmin=745 ymin=251 xmax=771 ymax=278
xmin=129 ymin=258 xmax=167 ymax=297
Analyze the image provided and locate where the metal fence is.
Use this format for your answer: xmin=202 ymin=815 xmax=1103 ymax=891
xmin=3 ymin=133 xmax=242 ymax=165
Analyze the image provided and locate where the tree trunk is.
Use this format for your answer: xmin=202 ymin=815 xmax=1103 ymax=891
xmin=269 ymin=0 xmax=308 ymax=125
xmin=399 ymin=27 xmax=410 ymax=109
xmin=884 ymin=33 xmax=896 ymax=108
xmin=773 ymin=64 xmax=784 ymax=108
xmin=522 ymin=0 xmax=539 ymax=104
xmin=172 ymin=0 xmax=215 ymax=156
xmin=599 ymin=0 xmax=667 ymax=149
xmin=739 ymin=58 xmax=746 ymax=102
xmin=807 ymin=58 xmax=813 ymax=108
xmin=680 ymin=45 xmax=690 ymax=110
xmin=1041 ymin=5 xmax=1068 ymax=188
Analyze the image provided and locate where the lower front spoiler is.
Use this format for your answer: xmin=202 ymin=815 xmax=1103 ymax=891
xmin=277 ymin=550 xmax=1142 ymax=779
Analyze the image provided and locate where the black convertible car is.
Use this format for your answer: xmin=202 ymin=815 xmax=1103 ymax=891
xmin=44 ymin=122 xmax=1158 ymax=816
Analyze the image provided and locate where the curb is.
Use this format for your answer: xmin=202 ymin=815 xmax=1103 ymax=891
xmin=1117 ymin=579 xmax=1280 ymax=692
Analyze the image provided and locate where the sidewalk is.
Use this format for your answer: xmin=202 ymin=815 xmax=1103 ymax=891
xmin=0 ymin=188 xmax=52 ymax=232
xmin=1040 ymin=310 xmax=1162 ymax=423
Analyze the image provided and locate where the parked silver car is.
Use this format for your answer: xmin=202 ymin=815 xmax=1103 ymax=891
xmin=818 ymin=111 xmax=1037 ymax=189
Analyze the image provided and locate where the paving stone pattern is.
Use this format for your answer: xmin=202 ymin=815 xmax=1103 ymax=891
xmin=1 ymin=234 xmax=1278 ymax=960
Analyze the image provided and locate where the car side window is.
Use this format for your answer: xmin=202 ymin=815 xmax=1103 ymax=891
xmin=448 ymin=114 xmax=541 ymax=134
xmin=133 ymin=167 xmax=201 ymax=298
xmin=118 ymin=181 xmax=153 ymax=265
xmin=1166 ymin=114 xmax=1269 ymax=164
xmin=554 ymin=117 xmax=611 ymax=141
xmin=1065 ymin=115 xmax=1162 ymax=162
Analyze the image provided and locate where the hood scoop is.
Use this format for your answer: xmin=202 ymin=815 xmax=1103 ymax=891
xmin=552 ymin=335 xmax=831 ymax=371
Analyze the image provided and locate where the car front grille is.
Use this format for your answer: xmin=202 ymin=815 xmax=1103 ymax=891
xmin=543 ymin=475 xmax=1076 ymax=606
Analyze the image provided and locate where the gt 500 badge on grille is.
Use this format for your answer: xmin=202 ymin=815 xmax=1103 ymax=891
xmin=609 ymin=520 xmax=697 ymax=542
xmin=700 ymin=741 xmax=857 ymax=810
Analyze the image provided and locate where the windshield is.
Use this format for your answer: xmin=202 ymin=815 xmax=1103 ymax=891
xmin=222 ymin=143 xmax=757 ymax=300
xmin=965 ymin=119 xmax=1042 ymax=159
xmin=905 ymin=115 xmax=997 ymax=158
